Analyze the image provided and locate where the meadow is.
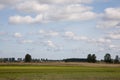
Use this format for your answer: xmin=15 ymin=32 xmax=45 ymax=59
xmin=0 ymin=62 xmax=120 ymax=80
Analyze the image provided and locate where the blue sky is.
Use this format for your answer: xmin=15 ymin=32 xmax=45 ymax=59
xmin=0 ymin=0 xmax=120 ymax=60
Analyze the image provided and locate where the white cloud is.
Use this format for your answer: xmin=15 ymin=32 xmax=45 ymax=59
xmin=89 ymin=38 xmax=111 ymax=44
xmin=36 ymin=0 xmax=93 ymax=4
xmin=109 ymin=44 xmax=116 ymax=48
xmin=108 ymin=44 xmax=120 ymax=50
xmin=46 ymin=40 xmax=56 ymax=48
xmin=9 ymin=0 xmax=96 ymax=24
xmin=97 ymin=20 xmax=120 ymax=29
xmin=64 ymin=31 xmax=88 ymax=41
xmin=65 ymin=31 xmax=75 ymax=38
xmin=105 ymin=8 xmax=120 ymax=20
xmin=68 ymin=11 xmax=96 ymax=21
xmin=9 ymin=14 xmax=44 ymax=24
xmin=0 ymin=0 xmax=21 ymax=9
xmin=9 ymin=15 xmax=33 ymax=24
xmin=39 ymin=30 xmax=59 ymax=36
xmin=47 ymin=4 xmax=97 ymax=21
xmin=14 ymin=33 xmax=22 ymax=38
xmin=65 ymin=4 xmax=92 ymax=13
xmin=79 ymin=36 xmax=88 ymax=40
xmin=109 ymin=34 xmax=120 ymax=40
xmin=97 ymin=7 xmax=120 ymax=29
xmin=16 ymin=1 xmax=50 ymax=13
xmin=48 ymin=31 xmax=59 ymax=36
xmin=97 ymin=38 xmax=111 ymax=43
xmin=0 ymin=0 xmax=93 ymax=10
xmin=107 ymin=31 xmax=120 ymax=40
xmin=0 ymin=0 xmax=20 ymax=4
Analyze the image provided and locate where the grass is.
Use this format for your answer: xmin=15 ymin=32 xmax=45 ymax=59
xmin=0 ymin=62 xmax=120 ymax=80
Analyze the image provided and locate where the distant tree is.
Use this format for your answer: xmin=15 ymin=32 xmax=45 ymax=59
xmin=87 ymin=54 xmax=92 ymax=62
xmin=87 ymin=54 xmax=97 ymax=63
xmin=0 ymin=58 xmax=2 ymax=62
xmin=114 ymin=55 xmax=119 ymax=64
xmin=91 ymin=54 xmax=96 ymax=63
xmin=104 ymin=53 xmax=112 ymax=63
xmin=64 ymin=58 xmax=87 ymax=62
xmin=25 ymin=54 xmax=32 ymax=62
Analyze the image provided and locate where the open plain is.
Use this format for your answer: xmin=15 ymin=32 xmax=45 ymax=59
xmin=0 ymin=62 xmax=120 ymax=80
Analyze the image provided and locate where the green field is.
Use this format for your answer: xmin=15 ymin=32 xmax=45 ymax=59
xmin=0 ymin=63 xmax=120 ymax=80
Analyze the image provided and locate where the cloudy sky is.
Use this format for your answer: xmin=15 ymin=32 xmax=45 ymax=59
xmin=0 ymin=0 xmax=120 ymax=59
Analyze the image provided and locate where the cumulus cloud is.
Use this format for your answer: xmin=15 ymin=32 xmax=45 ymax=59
xmin=0 ymin=0 xmax=21 ymax=9
xmin=16 ymin=1 xmax=50 ymax=13
xmin=109 ymin=44 xmax=116 ymax=48
xmin=14 ymin=33 xmax=22 ymax=38
xmin=15 ymin=0 xmax=93 ymax=13
xmin=105 ymin=8 xmax=120 ymax=20
xmin=106 ymin=31 xmax=120 ymax=40
xmin=108 ymin=44 xmax=120 ymax=51
xmin=64 ymin=31 xmax=88 ymax=41
xmin=8 ymin=0 xmax=96 ymax=24
xmin=87 ymin=38 xmax=111 ymax=46
xmin=16 ymin=0 xmax=93 ymax=13
xmin=45 ymin=40 xmax=56 ymax=48
xmin=97 ymin=7 xmax=120 ymax=29
xmin=109 ymin=34 xmax=120 ymax=40
xmin=46 ymin=4 xmax=97 ymax=22
xmin=9 ymin=14 xmax=44 ymax=24
xmin=0 ymin=0 xmax=20 ymax=4
xmin=36 ymin=0 xmax=93 ymax=4
xmin=97 ymin=20 xmax=119 ymax=28
xmin=95 ymin=38 xmax=111 ymax=44
xmin=39 ymin=30 xmax=59 ymax=37
xmin=0 ymin=0 xmax=93 ymax=10
xmin=65 ymin=31 xmax=75 ymax=38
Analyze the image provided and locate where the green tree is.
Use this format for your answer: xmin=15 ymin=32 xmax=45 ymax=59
xmin=87 ymin=54 xmax=97 ymax=63
xmin=91 ymin=54 xmax=96 ymax=63
xmin=104 ymin=53 xmax=112 ymax=63
xmin=25 ymin=54 xmax=32 ymax=62
xmin=114 ymin=55 xmax=119 ymax=64
xmin=87 ymin=54 xmax=92 ymax=62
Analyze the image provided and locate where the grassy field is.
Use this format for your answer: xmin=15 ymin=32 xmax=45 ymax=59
xmin=0 ymin=62 xmax=120 ymax=80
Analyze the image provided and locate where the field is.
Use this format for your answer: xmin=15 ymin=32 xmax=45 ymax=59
xmin=0 ymin=62 xmax=120 ymax=80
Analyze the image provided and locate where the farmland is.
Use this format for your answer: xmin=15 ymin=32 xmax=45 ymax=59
xmin=0 ymin=62 xmax=120 ymax=80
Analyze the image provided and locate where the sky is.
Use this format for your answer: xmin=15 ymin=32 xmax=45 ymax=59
xmin=0 ymin=0 xmax=120 ymax=60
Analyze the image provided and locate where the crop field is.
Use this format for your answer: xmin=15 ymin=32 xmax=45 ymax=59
xmin=0 ymin=63 xmax=120 ymax=80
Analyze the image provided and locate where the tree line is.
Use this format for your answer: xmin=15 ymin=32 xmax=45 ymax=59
xmin=61 ymin=53 xmax=119 ymax=64
xmin=0 ymin=53 xmax=120 ymax=64
xmin=86 ymin=53 xmax=119 ymax=63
